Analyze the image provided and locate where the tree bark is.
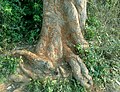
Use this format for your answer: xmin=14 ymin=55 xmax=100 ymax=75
xmin=10 ymin=0 xmax=93 ymax=89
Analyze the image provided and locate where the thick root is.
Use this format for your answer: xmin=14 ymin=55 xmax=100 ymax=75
xmin=66 ymin=54 xmax=93 ymax=88
xmin=9 ymin=46 xmax=93 ymax=89
xmin=0 ymin=83 xmax=7 ymax=92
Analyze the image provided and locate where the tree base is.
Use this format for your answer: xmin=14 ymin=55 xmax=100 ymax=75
xmin=11 ymin=49 xmax=92 ymax=86
xmin=0 ymin=47 xmax=93 ymax=92
xmin=0 ymin=0 xmax=94 ymax=91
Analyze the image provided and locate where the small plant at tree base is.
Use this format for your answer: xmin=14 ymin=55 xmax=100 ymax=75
xmin=24 ymin=78 xmax=87 ymax=92
xmin=0 ymin=56 xmax=19 ymax=82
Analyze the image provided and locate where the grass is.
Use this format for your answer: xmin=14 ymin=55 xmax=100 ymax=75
xmin=0 ymin=0 xmax=120 ymax=92
xmin=24 ymin=78 xmax=88 ymax=92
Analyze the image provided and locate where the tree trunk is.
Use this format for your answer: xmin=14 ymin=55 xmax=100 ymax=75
xmin=8 ymin=0 xmax=93 ymax=90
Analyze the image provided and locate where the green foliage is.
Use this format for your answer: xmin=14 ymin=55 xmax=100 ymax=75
xmin=0 ymin=0 xmax=43 ymax=46
xmin=85 ymin=17 xmax=101 ymax=40
xmin=24 ymin=78 xmax=87 ymax=92
xmin=0 ymin=0 xmax=119 ymax=91
xmin=0 ymin=56 xmax=19 ymax=82
xmin=24 ymin=79 xmax=43 ymax=92
xmin=79 ymin=0 xmax=120 ymax=90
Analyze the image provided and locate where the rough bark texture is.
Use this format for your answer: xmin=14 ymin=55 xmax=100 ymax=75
xmin=2 ymin=0 xmax=93 ymax=91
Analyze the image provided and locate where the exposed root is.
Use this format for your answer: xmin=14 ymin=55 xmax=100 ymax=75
xmin=64 ymin=45 xmax=93 ymax=88
xmin=2 ymin=47 xmax=93 ymax=92
xmin=67 ymin=55 xmax=93 ymax=88
xmin=12 ymin=50 xmax=42 ymax=61
xmin=0 ymin=83 xmax=7 ymax=92
xmin=19 ymin=61 xmax=38 ymax=79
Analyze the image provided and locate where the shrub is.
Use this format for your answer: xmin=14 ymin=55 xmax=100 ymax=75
xmin=0 ymin=0 xmax=43 ymax=46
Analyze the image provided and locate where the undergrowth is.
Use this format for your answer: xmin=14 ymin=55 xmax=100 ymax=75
xmin=24 ymin=78 xmax=87 ymax=92
xmin=0 ymin=56 xmax=19 ymax=83
xmin=0 ymin=0 xmax=43 ymax=45
xmin=0 ymin=0 xmax=120 ymax=92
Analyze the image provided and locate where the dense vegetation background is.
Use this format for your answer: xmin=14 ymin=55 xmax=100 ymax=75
xmin=0 ymin=0 xmax=119 ymax=92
